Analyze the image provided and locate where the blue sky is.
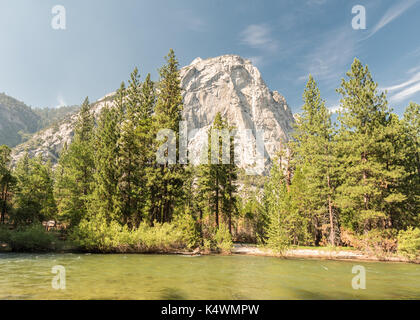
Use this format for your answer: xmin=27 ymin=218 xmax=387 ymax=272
xmin=0 ymin=0 xmax=419 ymax=115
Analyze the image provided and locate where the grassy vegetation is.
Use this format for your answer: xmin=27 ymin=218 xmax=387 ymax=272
xmin=0 ymin=224 xmax=62 ymax=252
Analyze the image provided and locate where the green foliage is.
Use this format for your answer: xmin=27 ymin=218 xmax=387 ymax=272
xmin=399 ymin=103 xmax=420 ymax=228
xmin=236 ymin=195 xmax=266 ymax=243
xmin=12 ymin=154 xmax=56 ymax=226
xmin=172 ymin=213 xmax=200 ymax=249
xmin=262 ymin=60 xmax=419 ymax=255
xmin=89 ymin=97 xmax=122 ymax=223
xmin=152 ymin=49 xmax=187 ymax=224
xmin=336 ymin=59 xmax=404 ymax=232
xmin=0 ymin=225 xmax=11 ymax=242
xmin=8 ymin=224 xmax=56 ymax=252
xmin=398 ymin=227 xmax=420 ymax=260
xmin=264 ymin=160 xmax=292 ymax=253
xmin=292 ymin=75 xmax=339 ymax=245
xmin=213 ymin=224 xmax=233 ymax=253
xmin=71 ymin=213 xmax=199 ymax=253
xmin=33 ymin=105 xmax=80 ymax=129
xmin=197 ymin=112 xmax=238 ymax=231
xmin=2 ymin=53 xmax=417 ymax=256
xmin=55 ymin=97 xmax=94 ymax=228
xmin=1 ymin=145 xmax=14 ymax=224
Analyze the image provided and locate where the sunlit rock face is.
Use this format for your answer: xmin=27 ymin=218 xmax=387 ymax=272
xmin=180 ymin=55 xmax=294 ymax=174
xmin=11 ymin=55 xmax=294 ymax=174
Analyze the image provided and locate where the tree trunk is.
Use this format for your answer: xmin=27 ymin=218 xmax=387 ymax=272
xmin=215 ymin=175 xmax=219 ymax=228
xmin=228 ymin=212 xmax=232 ymax=235
xmin=286 ymin=157 xmax=292 ymax=193
xmin=327 ymin=173 xmax=335 ymax=246
xmin=362 ymin=152 xmax=368 ymax=210
xmin=328 ymin=193 xmax=335 ymax=246
xmin=1 ymin=184 xmax=8 ymax=224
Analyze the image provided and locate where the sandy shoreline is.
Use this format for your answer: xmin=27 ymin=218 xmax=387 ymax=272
xmin=2 ymin=241 xmax=418 ymax=263
xmin=231 ymin=244 xmax=420 ymax=264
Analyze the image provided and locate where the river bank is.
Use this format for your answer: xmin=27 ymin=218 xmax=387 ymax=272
xmin=1 ymin=241 xmax=418 ymax=264
xmin=231 ymin=244 xmax=420 ymax=264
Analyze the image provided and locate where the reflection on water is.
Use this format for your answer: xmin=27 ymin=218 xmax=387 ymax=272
xmin=0 ymin=253 xmax=419 ymax=300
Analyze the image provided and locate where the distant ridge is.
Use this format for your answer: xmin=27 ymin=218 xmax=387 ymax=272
xmin=0 ymin=92 xmax=79 ymax=148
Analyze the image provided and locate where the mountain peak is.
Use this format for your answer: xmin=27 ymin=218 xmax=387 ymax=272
xmin=11 ymin=54 xmax=294 ymax=174
xmin=181 ymin=54 xmax=294 ymax=173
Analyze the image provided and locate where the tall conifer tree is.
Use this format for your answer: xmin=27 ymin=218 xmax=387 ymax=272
xmin=292 ymin=75 xmax=339 ymax=245
xmin=0 ymin=145 xmax=13 ymax=224
xmin=336 ymin=59 xmax=400 ymax=233
xmin=153 ymin=49 xmax=185 ymax=223
xmin=55 ymin=97 xmax=95 ymax=228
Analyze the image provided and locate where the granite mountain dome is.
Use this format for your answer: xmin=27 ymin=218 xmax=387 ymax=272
xmin=180 ymin=55 xmax=294 ymax=173
xmin=11 ymin=55 xmax=294 ymax=172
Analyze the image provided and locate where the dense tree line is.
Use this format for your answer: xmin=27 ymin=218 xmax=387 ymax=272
xmin=0 ymin=50 xmax=237 ymax=252
xmin=0 ymin=55 xmax=418 ymax=257
xmin=265 ymin=59 xmax=419 ymax=255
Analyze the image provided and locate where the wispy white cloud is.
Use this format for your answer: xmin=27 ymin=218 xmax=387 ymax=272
xmin=298 ymin=27 xmax=357 ymax=83
xmin=408 ymin=46 xmax=420 ymax=57
xmin=390 ymin=82 xmax=420 ymax=103
xmin=55 ymin=94 xmax=67 ymax=108
xmin=240 ymin=24 xmax=278 ymax=52
xmin=328 ymin=104 xmax=342 ymax=113
xmin=407 ymin=65 xmax=420 ymax=74
xmin=247 ymin=56 xmax=265 ymax=68
xmin=306 ymin=0 xmax=327 ymax=5
xmin=382 ymin=70 xmax=420 ymax=103
xmin=381 ymin=71 xmax=420 ymax=92
xmin=176 ymin=10 xmax=206 ymax=32
xmin=365 ymin=0 xmax=419 ymax=39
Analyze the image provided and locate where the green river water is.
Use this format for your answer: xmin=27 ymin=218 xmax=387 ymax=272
xmin=0 ymin=253 xmax=419 ymax=299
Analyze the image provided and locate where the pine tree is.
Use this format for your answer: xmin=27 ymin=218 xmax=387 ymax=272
xmin=403 ymin=102 xmax=419 ymax=179
xmin=336 ymin=58 xmax=399 ymax=233
xmin=221 ymin=121 xmax=238 ymax=234
xmin=136 ymin=73 xmax=157 ymax=225
xmin=263 ymin=157 xmax=291 ymax=252
xmin=197 ymin=112 xmax=238 ymax=232
xmin=13 ymin=154 xmax=56 ymax=225
xmin=292 ymin=75 xmax=340 ymax=245
xmin=399 ymin=103 xmax=420 ymax=227
xmin=263 ymin=153 xmax=314 ymax=249
xmin=90 ymin=85 xmax=124 ymax=222
xmin=55 ymin=97 xmax=95 ymax=228
xmin=0 ymin=145 xmax=14 ymax=224
xmin=288 ymin=165 xmax=314 ymax=245
xmin=153 ymin=49 xmax=185 ymax=223
xmin=117 ymin=68 xmax=143 ymax=226
xmin=377 ymin=113 xmax=411 ymax=229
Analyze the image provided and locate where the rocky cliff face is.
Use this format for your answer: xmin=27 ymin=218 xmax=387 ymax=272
xmin=11 ymin=55 xmax=294 ymax=173
xmin=181 ymin=55 xmax=294 ymax=173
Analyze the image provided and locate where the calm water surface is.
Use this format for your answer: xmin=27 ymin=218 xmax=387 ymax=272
xmin=0 ymin=253 xmax=419 ymax=299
